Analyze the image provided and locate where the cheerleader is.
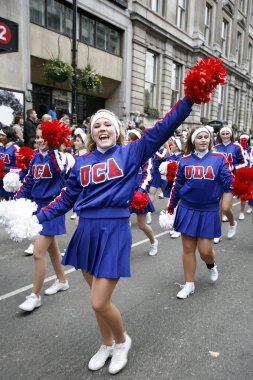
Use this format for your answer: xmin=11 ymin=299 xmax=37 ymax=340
xmin=0 ymin=127 xmax=20 ymax=201
xmin=213 ymin=126 xmax=247 ymax=243
xmin=33 ymin=100 xmax=193 ymax=375
xmin=163 ymin=136 xmax=184 ymax=238
xmin=149 ymin=145 xmax=169 ymax=206
xmin=128 ymin=128 xmax=158 ymax=256
xmin=16 ymin=125 xmax=69 ymax=312
xmin=168 ymin=126 xmax=234 ymax=299
xmin=238 ymin=134 xmax=253 ymax=218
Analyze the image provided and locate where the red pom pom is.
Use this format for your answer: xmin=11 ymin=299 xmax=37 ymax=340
xmin=182 ymin=57 xmax=227 ymax=104
xmin=41 ymin=120 xmax=71 ymax=148
xmin=15 ymin=147 xmax=34 ymax=170
xmin=129 ymin=191 xmax=149 ymax=211
xmin=167 ymin=208 xmax=174 ymax=215
xmin=0 ymin=160 xmax=6 ymax=179
xmin=232 ymin=167 xmax=253 ymax=201
xmin=166 ymin=161 xmax=178 ymax=182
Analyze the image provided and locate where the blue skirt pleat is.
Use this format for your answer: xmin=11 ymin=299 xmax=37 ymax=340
xmin=62 ymin=217 xmax=132 ymax=278
xmin=174 ymin=205 xmax=221 ymax=238
xmin=36 ymin=202 xmax=66 ymax=236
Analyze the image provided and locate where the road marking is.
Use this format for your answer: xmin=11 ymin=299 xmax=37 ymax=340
xmin=0 ymin=201 xmax=241 ymax=301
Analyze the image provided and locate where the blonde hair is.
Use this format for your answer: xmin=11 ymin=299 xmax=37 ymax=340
xmin=86 ymin=109 xmax=126 ymax=152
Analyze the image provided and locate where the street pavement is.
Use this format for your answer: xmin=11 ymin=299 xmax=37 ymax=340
xmin=0 ymin=199 xmax=253 ymax=380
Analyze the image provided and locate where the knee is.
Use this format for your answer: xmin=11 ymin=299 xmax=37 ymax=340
xmin=33 ymin=249 xmax=43 ymax=261
xmin=199 ymin=250 xmax=213 ymax=261
xmin=90 ymin=297 xmax=107 ymax=314
xmin=138 ymin=223 xmax=146 ymax=231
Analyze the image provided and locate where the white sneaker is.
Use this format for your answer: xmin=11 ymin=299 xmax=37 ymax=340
xmin=19 ymin=293 xmax=41 ymax=311
xmin=227 ymin=221 xmax=237 ymax=239
xmin=171 ymin=231 xmax=181 ymax=239
xmin=214 ymin=236 xmax=222 ymax=244
xmin=208 ymin=264 xmax=218 ymax=283
xmin=169 ymin=229 xmax=175 ymax=235
xmin=149 ymin=239 xmax=158 ymax=256
xmin=158 ymin=192 xmax=164 ymax=199
xmin=222 ymin=215 xmax=228 ymax=222
xmin=108 ymin=333 xmax=132 ymax=375
xmin=24 ymin=243 xmax=34 ymax=255
xmin=88 ymin=344 xmax=114 ymax=371
xmin=246 ymin=208 xmax=252 ymax=214
xmin=238 ymin=212 xmax=245 ymax=220
xmin=70 ymin=212 xmax=77 ymax=220
xmin=146 ymin=212 xmax=152 ymax=224
xmin=177 ymin=283 xmax=195 ymax=299
xmin=44 ymin=279 xmax=69 ymax=295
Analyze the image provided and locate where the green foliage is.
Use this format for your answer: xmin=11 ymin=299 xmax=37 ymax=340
xmin=43 ymin=59 xmax=73 ymax=82
xmin=200 ymin=117 xmax=209 ymax=125
xmin=144 ymin=105 xmax=159 ymax=119
xmin=77 ymin=64 xmax=102 ymax=91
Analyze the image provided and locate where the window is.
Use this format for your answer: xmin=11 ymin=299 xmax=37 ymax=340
xmin=145 ymin=51 xmax=157 ymax=108
xmin=204 ymin=3 xmax=212 ymax=45
xmin=236 ymin=31 xmax=242 ymax=64
xmin=150 ymin=0 xmax=164 ymax=15
xmin=171 ymin=62 xmax=182 ymax=108
xmin=177 ymin=0 xmax=186 ymax=30
xmin=29 ymin=0 xmax=121 ymax=56
xmin=239 ymin=0 xmax=245 ymax=12
xmin=30 ymin=0 xmax=45 ymax=26
xmin=248 ymin=43 xmax=253 ymax=75
xmin=221 ymin=19 xmax=229 ymax=56
xmin=251 ymin=0 xmax=253 ymax=24
xmin=80 ymin=15 xmax=95 ymax=45
xmin=233 ymin=88 xmax=239 ymax=125
xmin=217 ymin=85 xmax=224 ymax=120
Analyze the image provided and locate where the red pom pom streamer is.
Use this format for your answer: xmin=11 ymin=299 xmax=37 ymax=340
xmin=129 ymin=191 xmax=149 ymax=211
xmin=0 ymin=160 xmax=6 ymax=179
xmin=15 ymin=147 xmax=34 ymax=170
xmin=41 ymin=120 xmax=71 ymax=148
xmin=232 ymin=167 xmax=253 ymax=201
xmin=182 ymin=57 xmax=227 ymax=104
xmin=166 ymin=161 xmax=178 ymax=182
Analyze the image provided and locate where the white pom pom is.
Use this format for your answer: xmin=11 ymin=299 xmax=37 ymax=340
xmin=2 ymin=198 xmax=42 ymax=241
xmin=159 ymin=161 xmax=168 ymax=175
xmin=159 ymin=212 xmax=175 ymax=230
xmin=0 ymin=200 xmax=9 ymax=226
xmin=3 ymin=172 xmax=22 ymax=193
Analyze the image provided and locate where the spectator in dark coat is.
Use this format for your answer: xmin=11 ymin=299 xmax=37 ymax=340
xmin=23 ymin=109 xmax=38 ymax=147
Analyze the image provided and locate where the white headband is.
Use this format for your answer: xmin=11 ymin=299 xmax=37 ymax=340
xmin=219 ymin=127 xmax=232 ymax=135
xmin=128 ymin=129 xmax=142 ymax=139
xmin=91 ymin=111 xmax=119 ymax=137
xmin=240 ymin=134 xmax=249 ymax=140
xmin=74 ymin=128 xmax=86 ymax=143
xmin=191 ymin=127 xmax=210 ymax=144
xmin=171 ymin=136 xmax=182 ymax=151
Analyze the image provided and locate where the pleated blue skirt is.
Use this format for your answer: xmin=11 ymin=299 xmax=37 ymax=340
xmin=163 ymin=181 xmax=173 ymax=198
xmin=37 ymin=201 xmax=66 ymax=236
xmin=174 ymin=204 xmax=221 ymax=238
xmin=62 ymin=217 xmax=132 ymax=278
xmin=0 ymin=181 xmax=14 ymax=198
xmin=151 ymin=168 xmax=167 ymax=188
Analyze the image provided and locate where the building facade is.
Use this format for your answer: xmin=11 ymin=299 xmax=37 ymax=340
xmin=129 ymin=0 xmax=253 ymax=134
xmin=1 ymin=0 xmax=253 ymax=135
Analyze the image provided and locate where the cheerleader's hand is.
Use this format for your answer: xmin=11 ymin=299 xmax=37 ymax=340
xmin=159 ymin=209 xmax=175 ymax=230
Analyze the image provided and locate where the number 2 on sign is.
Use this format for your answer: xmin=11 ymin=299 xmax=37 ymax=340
xmin=0 ymin=25 xmax=7 ymax=41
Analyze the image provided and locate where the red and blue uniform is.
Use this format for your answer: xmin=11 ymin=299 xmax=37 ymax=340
xmin=0 ymin=142 xmax=19 ymax=197
xmin=35 ymin=97 xmax=193 ymax=278
xmin=151 ymin=147 xmax=169 ymax=188
xmin=15 ymin=148 xmax=67 ymax=236
xmin=168 ymin=150 xmax=234 ymax=238
xmin=163 ymin=152 xmax=184 ymax=198
xmin=214 ymin=141 xmax=247 ymax=172
xmin=129 ymin=158 xmax=155 ymax=215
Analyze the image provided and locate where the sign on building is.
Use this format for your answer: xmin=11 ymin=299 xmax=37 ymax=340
xmin=0 ymin=17 xmax=18 ymax=54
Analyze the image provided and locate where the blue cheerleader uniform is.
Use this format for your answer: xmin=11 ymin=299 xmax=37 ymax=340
xmin=163 ymin=152 xmax=183 ymax=198
xmin=35 ymin=97 xmax=193 ymax=278
xmin=15 ymin=148 xmax=67 ymax=236
xmin=129 ymin=158 xmax=155 ymax=215
xmin=151 ymin=148 xmax=169 ymax=188
xmin=169 ymin=150 xmax=234 ymax=239
xmin=0 ymin=142 xmax=19 ymax=197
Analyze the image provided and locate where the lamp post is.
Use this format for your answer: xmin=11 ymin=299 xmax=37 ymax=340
xmin=71 ymin=0 xmax=77 ymax=124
